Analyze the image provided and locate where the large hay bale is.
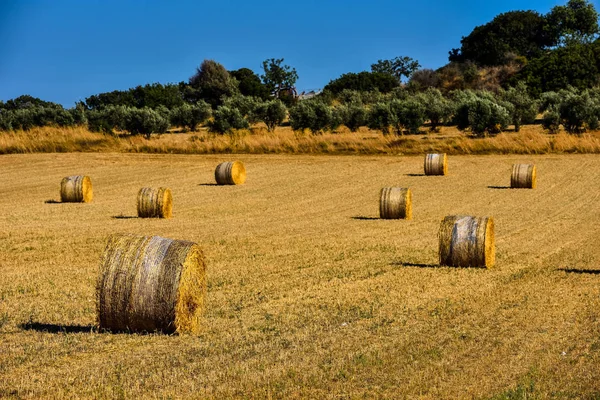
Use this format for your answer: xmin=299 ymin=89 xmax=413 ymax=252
xmin=96 ymin=234 xmax=206 ymax=334
xmin=215 ymin=161 xmax=246 ymax=185
xmin=60 ymin=175 xmax=93 ymax=203
xmin=511 ymin=164 xmax=536 ymax=189
xmin=137 ymin=187 xmax=173 ymax=218
xmin=439 ymin=215 xmax=495 ymax=268
xmin=424 ymin=153 xmax=448 ymax=176
xmin=380 ymin=187 xmax=412 ymax=219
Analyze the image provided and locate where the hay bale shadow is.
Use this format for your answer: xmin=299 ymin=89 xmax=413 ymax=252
xmin=20 ymin=322 xmax=96 ymax=334
xmin=112 ymin=215 xmax=138 ymax=219
xmin=488 ymin=186 xmax=511 ymax=190
xmin=405 ymin=173 xmax=425 ymax=177
xmin=198 ymin=183 xmax=219 ymax=186
xmin=391 ymin=261 xmax=441 ymax=269
xmin=560 ymin=268 xmax=600 ymax=275
xmin=44 ymin=200 xmax=61 ymax=204
xmin=352 ymin=216 xmax=379 ymax=220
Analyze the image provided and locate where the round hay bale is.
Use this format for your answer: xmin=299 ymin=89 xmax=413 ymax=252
xmin=438 ymin=215 xmax=495 ymax=268
xmin=511 ymin=164 xmax=536 ymax=189
xmin=424 ymin=153 xmax=448 ymax=176
xmin=96 ymin=234 xmax=207 ymax=334
xmin=137 ymin=187 xmax=173 ymax=219
xmin=379 ymin=187 xmax=412 ymax=220
xmin=60 ymin=175 xmax=93 ymax=203
xmin=215 ymin=161 xmax=246 ymax=185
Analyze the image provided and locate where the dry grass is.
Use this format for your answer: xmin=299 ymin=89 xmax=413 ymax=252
xmin=1 ymin=153 xmax=600 ymax=398
xmin=2 ymin=124 xmax=600 ymax=156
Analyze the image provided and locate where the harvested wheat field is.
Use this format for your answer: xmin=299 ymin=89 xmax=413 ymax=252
xmin=0 ymin=153 xmax=599 ymax=398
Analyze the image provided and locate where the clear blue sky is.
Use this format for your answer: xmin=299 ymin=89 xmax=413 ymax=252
xmin=0 ymin=0 xmax=579 ymax=107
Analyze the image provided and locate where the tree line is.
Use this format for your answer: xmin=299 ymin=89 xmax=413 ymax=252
xmin=1 ymin=0 xmax=600 ymax=137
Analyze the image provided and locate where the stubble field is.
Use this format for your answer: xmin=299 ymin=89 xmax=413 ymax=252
xmin=0 ymin=153 xmax=599 ymax=398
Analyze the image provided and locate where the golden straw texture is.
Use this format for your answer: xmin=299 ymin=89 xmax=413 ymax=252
xmin=439 ymin=215 xmax=495 ymax=268
xmin=511 ymin=164 xmax=537 ymax=189
xmin=60 ymin=175 xmax=93 ymax=203
xmin=215 ymin=161 xmax=246 ymax=185
xmin=379 ymin=187 xmax=412 ymax=219
xmin=424 ymin=154 xmax=448 ymax=176
xmin=137 ymin=187 xmax=173 ymax=218
xmin=96 ymin=234 xmax=206 ymax=334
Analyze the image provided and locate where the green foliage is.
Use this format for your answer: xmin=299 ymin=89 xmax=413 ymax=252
xmin=86 ymin=105 xmax=131 ymax=133
xmin=449 ymin=10 xmax=551 ymax=65
xmin=558 ymin=90 xmax=598 ymax=133
xmin=189 ymin=59 xmax=239 ymax=107
xmin=416 ymin=88 xmax=454 ymax=131
xmin=499 ymin=82 xmax=537 ymax=131
xmin=207 ymin=106 xmax=249 ymax=134
xmin=334 ymin=103 xmax=368 ymax=132
xmin=289 ymin=101 xmax=333 ymax=134
xmin=170 ymin=101 xmax=212 ymax=131
xmin=222 ymin=95 xmax=262 ymax=123
xmin=542 ymin=109 xmax=561 ymax=133
xmin=324 ymin=72 xmax=400 ymax=94
xmin=1 ymin=95 xmax=63 ymax=111
xmin=546 ymin=0 xmax=600 ymax=46
xmin=261 ymin=58 xmax=298 ymax=95
xmin=124 ymin=107 xmax=169 ymax=138
xmin=515 ymin=41 xmax=600 ymax=96
xmin=230 ymin=68 xmax=271 ymax=100
xmin=389 ymin=98 xmax=426 ymax=134
xmin=408 ymin=69 xmax=441 ymax=90
xmin=454 ymin=92 xmax=511 ymax=136
xmin=0 ymin=110 xmax=13 ymax=130
xmin=85 ymin=83 xmax=184 ymax=110
xmin=370 ymin=56 xmax=421 ymax=81
xmin=70 ymin=103 xmax=88 ymax=126
xmin=254 ymin=100 xmax=287 ymax=131
xmin=367 ymin=102 xmax=394 ymax=135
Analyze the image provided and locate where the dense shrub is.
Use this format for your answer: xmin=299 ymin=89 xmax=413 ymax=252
xmin=289 ymin=101 xmax=333 ymax=134
xmin=170 ymin=101 xmax=211 ymax=131
xmin=367 ymin=102 xmax=394 ymax=135
xmin=324 ymin=72 xmax=400 ymax=94
xmin=334 ymin=103 xmax=368 ymax=132
xmin=416 ymin=88 xmax=454 ymax=132
xmin=542 ymin=109 xmax=561 ymax=133
xmin=558 ymin=91 xmax=597 ymax=133
xmin=207 ymin=106 xmax=249 ymax=134
xmin=499 ymin=82 xmax=537 ymax=132
xmin=254 ymin=100 xmax=287 ymax=131
xmin=389 ymin=99 xmax=426 ymax=134
xmin=222 ymin=95 xmax=262 ymax=123
xmin=125 ymin=108 xmax=170 ymax=138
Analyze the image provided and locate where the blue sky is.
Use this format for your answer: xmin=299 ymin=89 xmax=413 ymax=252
xmin=0 ymin=0 xmax=580 ymax=107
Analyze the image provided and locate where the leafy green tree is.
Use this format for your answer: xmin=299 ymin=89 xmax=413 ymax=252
xmin=254 ymin=100 xmax=287 ymax=131
xmin=222 ymin=95 xmax=262 ymax=123
xmin=367 ymin=102 xmax=394 ymax=135
xmin=170 ymin=101 xmax=212 ymax=131
xmin=207 ymin=106 xmax=249 ymax=134
xmin=125 ymin=107 xmax=169 ymax=138
xmin=70 ymin=103 xmax=88 ymax=126
xmin=230 ymin=68 xmax=271 ymax=100
xmin=389 ymin=99 xmax=426 ymax=134
xmin=289 ymin=102 xmax=316 ymax=132
xmin=542 ymin=109 xmax=561 ymax=133
xmin=499 ymin=82 xmax=537 ymax=132
xmin=408 ymin=69 xmax=441 ymax=90
xmin=546 ymin=0 xmax=600 ymax=46
xmin=2 ymin=95 xmax=63 ymax=111
xmin=324 ymin=72 xmax=400 ymax=94
xmin=371 ymin=56 xmax=421 ymax=81
xmin=189 ymin=60 xmax=238 ymax=107
xmin=449 ymin=10 xmax=552 ymax=65
xmin=416 ymin=88 xmax=454 ymax=132
xmin=261 ymin=58 xmax=298 ymax=97
xmin=334 ymin=103 xmax=368 ymax=132
xmin=558 ymin=90 xmax=597 ymax=133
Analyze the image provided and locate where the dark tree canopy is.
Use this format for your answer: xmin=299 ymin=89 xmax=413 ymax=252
xmin=324 ymin=72 xmax=400 ymax=94
xmin=189 ymin=59 xmax=238 ymax=107
xmin=1 ymin=95 xmax=63 ymax=110
xmin=261 ymin=58 xmax=298 ymax=95
xmin=85 ymin=83 xmax=183 ymax=110
xmin=449 ymin=10 xmax=552 ymax=66
xmin=546 ymin=0 xmax=600 ymax=45
xmin=371 ymin=56 xmax=421 ymax=81
xmin=229 ymin=68 xmax=271 ymax=100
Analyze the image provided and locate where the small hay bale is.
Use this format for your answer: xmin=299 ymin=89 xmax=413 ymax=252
xmin=380 ymin=187 xmax=412 ymax=219
xmin=137 ymin=187 xmax=173 ymax=218
xmin=424 ymin=153 xmax=448 ymax=176
xmin=439 ymin=215 xmax=495 ymax=268
xmin=96 ymin=234 xmax=207 ymax=334
xmin=60 ymin=175 xmax=93 ymax=203
xmin=215 ymin=161 xmax=246 ymax=185
xmin=511 ymin=164 xmax=536 ymax=189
